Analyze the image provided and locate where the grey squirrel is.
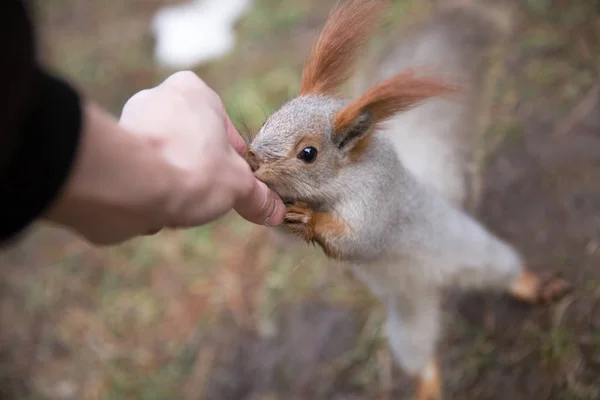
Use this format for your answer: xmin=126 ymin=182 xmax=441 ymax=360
xmin=245 ymin=1 xmax=571 ymax=398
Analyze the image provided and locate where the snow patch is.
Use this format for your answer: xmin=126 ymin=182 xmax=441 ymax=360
xmin=151 ymin=0 xmax=253 ymax=69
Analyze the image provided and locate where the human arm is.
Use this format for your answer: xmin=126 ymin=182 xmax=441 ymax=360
xmin=45 ymin=72 xmax=285 ymax=245
xmin=0 ymin=0 xmax=284 ymax=246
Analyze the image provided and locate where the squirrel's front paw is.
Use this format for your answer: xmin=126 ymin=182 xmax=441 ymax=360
xmin=283 ymin=201 xmax=315 ymax=239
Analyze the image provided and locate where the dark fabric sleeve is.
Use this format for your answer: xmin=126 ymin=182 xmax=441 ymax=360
xmin=0 ymin=0 xmax=84 ymax=245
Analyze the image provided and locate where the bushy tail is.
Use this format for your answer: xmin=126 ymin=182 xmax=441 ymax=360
xmin=355 ymin=2 xmax=515 ymax=212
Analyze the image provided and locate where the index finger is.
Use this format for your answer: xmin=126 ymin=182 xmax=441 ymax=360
xmin=222 ymin=106 xmax=248 ymax=156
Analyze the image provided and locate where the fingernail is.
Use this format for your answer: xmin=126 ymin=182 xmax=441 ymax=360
xmin=264 ymin=197 xmax=285 ymax=226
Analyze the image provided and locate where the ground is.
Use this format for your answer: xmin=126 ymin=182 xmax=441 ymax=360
xmin=0 ymin=0 xmax=599 ymax=399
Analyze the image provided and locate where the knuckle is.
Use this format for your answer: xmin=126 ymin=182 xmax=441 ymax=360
xmin=163 ymin=71 xmax=222 ymax=108
xmin=164 ymin=70 xmax=200 ymax=86
xmin=122 ymin=89 xmax=152 ymax=110
xmin=164 ymin=71 xmax=211 ymax=94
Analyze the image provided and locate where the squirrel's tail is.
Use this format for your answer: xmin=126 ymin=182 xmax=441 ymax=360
xmin=355 ymin=1 xmax=514 ymax=212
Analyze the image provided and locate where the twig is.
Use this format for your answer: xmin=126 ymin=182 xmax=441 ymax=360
xmin=183 ymin=344 xmax=218 ymax=400
xmin=553 ymin=80 xmax=600 ymax=137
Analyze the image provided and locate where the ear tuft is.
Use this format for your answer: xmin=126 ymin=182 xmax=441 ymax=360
xmin=334 ymin=69 xmax=459 ymax=133
xmin=300 ymin=0 xmax=385 ymax=96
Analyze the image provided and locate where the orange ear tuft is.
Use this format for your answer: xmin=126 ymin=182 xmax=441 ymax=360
xmin=334 ymin=69 xmax=459 ymax=132
xmin=299 ymin=0 xmax=385 ymax=96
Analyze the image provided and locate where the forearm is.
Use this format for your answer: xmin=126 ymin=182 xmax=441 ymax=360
xmin=44 ymin=103 xmax=175 ymax=244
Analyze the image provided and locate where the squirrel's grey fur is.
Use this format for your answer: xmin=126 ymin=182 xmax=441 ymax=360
xmin=248 ymin=1 xmax=550 ymax=394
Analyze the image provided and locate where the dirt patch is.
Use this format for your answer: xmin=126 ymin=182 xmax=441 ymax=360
xmin=199 ymin=301 xmax=362 ymax=400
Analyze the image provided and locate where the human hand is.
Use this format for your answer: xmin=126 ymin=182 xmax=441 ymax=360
xmin=45 ymin=71 xmax=284 ymax=246
xmin=118 ymin=70 xmax=285 ymax=229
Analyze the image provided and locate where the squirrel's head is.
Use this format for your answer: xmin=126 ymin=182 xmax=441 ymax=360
xmin=246 ymin=0 xmax=456 ymax=204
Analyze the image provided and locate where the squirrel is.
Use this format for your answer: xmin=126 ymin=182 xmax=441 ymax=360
xmin=244 ymin=1 xmax=571 ymax=399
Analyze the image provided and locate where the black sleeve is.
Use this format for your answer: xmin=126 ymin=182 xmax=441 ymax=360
xmin=0 ymin=0 xmax=83 ymax=245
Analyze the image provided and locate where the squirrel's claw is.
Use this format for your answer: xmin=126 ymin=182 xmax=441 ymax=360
xmin=283 ymin=201 xmax=314 ymax=239
xmin=509 ymin=270 xmax=572 ymax=305
xmin=536 ymin=271 xmax=572 ymax=303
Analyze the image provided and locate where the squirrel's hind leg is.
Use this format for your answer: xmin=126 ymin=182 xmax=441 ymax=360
xmin=441 ymin=227 xmax=571 ymax=304
xmin=385 ymin=290 xmax=443 ymax=400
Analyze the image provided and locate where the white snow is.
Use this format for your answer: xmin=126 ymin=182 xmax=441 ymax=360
xmin=151 ymin=0 xmax=253 ymax=69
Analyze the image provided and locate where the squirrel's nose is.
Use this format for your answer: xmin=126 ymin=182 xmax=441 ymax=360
xmin=245 ymin=150 xmax=260 ymax=172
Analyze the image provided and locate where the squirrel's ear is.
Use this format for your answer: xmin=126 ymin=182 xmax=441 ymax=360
xmin=331 ymin=110 xmax=373 ymax=152
xmin=333 ymin=70 xmax=458 ymax=154
xmin=332 ymin=70 xmax=457 ymax=156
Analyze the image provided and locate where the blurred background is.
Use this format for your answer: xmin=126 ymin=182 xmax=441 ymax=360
xmin=1 ymin=0 xmax=599 ymax=399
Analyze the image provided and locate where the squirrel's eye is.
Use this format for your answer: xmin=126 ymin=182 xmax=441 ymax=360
xmin=298 ymin=146 xmax=318 ymax=163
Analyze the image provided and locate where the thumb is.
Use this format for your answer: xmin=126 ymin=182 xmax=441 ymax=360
xmin=234 ymin=178 xmax=285 ymax=226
